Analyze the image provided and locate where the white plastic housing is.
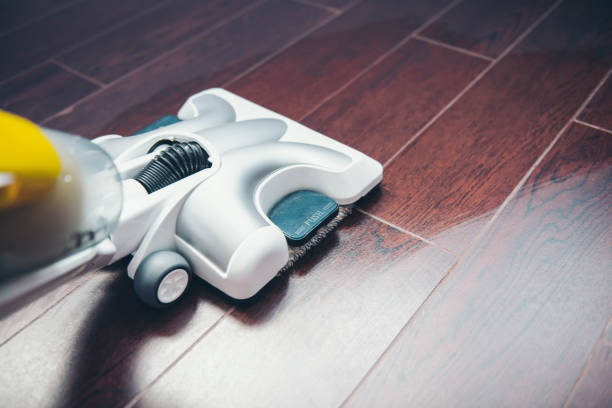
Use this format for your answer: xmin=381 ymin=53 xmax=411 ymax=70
xmin=99 ymin=89 xmax=383 ymax=299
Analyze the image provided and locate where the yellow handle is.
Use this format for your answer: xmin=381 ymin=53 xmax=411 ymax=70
xmin=0 ymin=111 xmax=61 ymax=209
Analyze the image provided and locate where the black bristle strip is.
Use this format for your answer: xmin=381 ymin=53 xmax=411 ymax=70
xmin=135 ymin=141 xmax=210 ymax=193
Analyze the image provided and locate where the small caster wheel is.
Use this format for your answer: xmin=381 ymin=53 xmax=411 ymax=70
xmin=134 ymin=251 xmax=192 ymax=308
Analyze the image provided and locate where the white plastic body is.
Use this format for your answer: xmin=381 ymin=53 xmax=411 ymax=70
xmin=67 ymin=89 xmax=382 ymax=299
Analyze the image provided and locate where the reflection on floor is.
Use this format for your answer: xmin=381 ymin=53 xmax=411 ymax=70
xmin=0 ymin=0 xmax=611 ymax=406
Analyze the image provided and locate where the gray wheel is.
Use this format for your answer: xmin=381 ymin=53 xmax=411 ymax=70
xmin=134 ymin=250 xmax=192 ymax=308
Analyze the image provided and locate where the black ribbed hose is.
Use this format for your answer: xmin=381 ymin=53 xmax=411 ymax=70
xmin=135 ymin=141 xmax=210 ymax=193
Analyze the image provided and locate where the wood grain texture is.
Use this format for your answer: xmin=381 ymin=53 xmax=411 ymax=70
xmin=0 ymin=0 xmax=153 ymax=82
xmin=361 ymin=0 xmax=612 ymax=254
xmin=135 ymin=213 xmax=455 ymax=407
xmin=422 ymin=0 xmax=555 ymax=58
xmin=45 ymin=0 xmax=330 ymax=137
xmin=0 ymin=267 xmax=230 ymax=408
xmin=56 ymin=0 xmax=256 ymax=84
xmin=2 ymin=1 xmax=611 ymax=405
xmin=579 ymin=77 xmax=612 ymax=132
xmin=0 ymin=0 xmax=78 ymax=35
xmin=348 ymin=123 xmax=612 ymax=407
xmin=227 ymin=0 xmax=454 ymax=121
xmin=0 ymin=62 xmax=98 ymax=122
xmin=303 ymin=39 xmax=487 ymax=163
xmin=0 ymin=272 xmax=92 ymax=345
xmin=566 ymin=341 xmax=612 ymax=408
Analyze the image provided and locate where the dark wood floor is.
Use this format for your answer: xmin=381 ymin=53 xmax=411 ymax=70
xmin=1 ymin=0 xmax=611 ymax=406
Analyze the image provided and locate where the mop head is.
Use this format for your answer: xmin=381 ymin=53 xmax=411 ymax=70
xmin=279 ymin=205 xmax=352 ymax=274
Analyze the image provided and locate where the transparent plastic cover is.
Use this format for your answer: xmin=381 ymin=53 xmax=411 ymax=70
xmin=0 ymin=129 xmax=122 ymax=276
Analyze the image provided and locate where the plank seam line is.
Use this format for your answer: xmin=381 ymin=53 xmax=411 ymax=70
xmin=49 ymin=59 xmax=107 ymax=89
xmin=341 ymin=4 xmax=612 ymax=404
xmin=573 ymin=119 xmax=612 ymax=136
xmin=221 ymin=2 xmax=346 ymax=89
xmin=562 ymin=312 xmax=612 ymax=408
xmin=298 ymin=0 xmax=465 ymax=123
xmin=40 ymin=0 xmax=336 ymax=124
xmin=0 ymin=0 xmax=174 ymax=88
xmin=339 ymin=257 xmax=461 ymax=407
xmin=428 ymin=68 xmax=612 ymax=320
xmin=356 ymin=208 xmax=458 ymax=258
xmin=0 ymin=273 xmax=96 ymax=347
xmin=123 ymin=306 xmax=236 ymax=408
xmin=340 ymin=66 xmax=611 ymax=408
xmin=291 ymin=0 xmax=342 ymax=14
xmin=462 ymin=68 xmax=612 ymax=263
xmin=382 ymin=0 xmax=564 ymax=168
xmin=413 ymin=34 xmax=495 ymax=62
xmin=40 ymin=0 xmax=270 ymax=125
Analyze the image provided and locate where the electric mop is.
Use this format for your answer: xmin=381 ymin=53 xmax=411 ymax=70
xmin=0 ymin=89 xmax=382 ymax=312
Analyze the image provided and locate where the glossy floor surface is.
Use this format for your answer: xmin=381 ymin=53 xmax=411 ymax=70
xmin=1 ymin=0 xmax=611 ymax=406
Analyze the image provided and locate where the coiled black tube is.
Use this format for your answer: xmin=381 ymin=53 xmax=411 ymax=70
xmin=135 ymin=141 xmax=210 ymax=193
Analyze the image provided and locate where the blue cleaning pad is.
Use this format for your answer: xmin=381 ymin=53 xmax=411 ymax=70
xmin=134 ymin=115 xmax=181 ymax=135
xmin=268 ymin=190 xmax=339 ymax=246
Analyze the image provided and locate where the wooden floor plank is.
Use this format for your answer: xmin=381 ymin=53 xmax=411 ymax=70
xmin=361 ymin=0 xmax=612 ymax=254
xmin=56 ymin=0 xmax=257 ymax=84
xmin=133 ymin=213 xmax=455 ymax=407
xmin=0 ymin=272 xmax=92 ymax=345
xmin=0 ymin=0 xmax=79 ymax=35
xmin=422 ymin=0 xmax=556 ymax=58
xmin=566 ymin=327 xmax=612 ymax=408
xmin=0 ymin=62 xmax=98 ymax=122
xmin=0 ymin=268 xmax=230 ymax=407
xmin=2 ymin=1 xmax=611 ymax=406
xmin=579 ymin=77 xmax=612 ymax=132
xmin=347 ymin=123 xmax=612 ymax=407
xmin=302 ymin=39 xmax=487 ymax=164
xmin=227 ymin=0 xmax=455 ymax=121
xmin=0 ymin=0 xmax=153 ymax=82
xmin=45 ymin=0 xmax=331 ymax=138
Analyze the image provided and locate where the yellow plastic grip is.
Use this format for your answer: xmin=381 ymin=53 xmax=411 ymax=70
xmin=0 ymin=111 xmax=61 ymax=210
